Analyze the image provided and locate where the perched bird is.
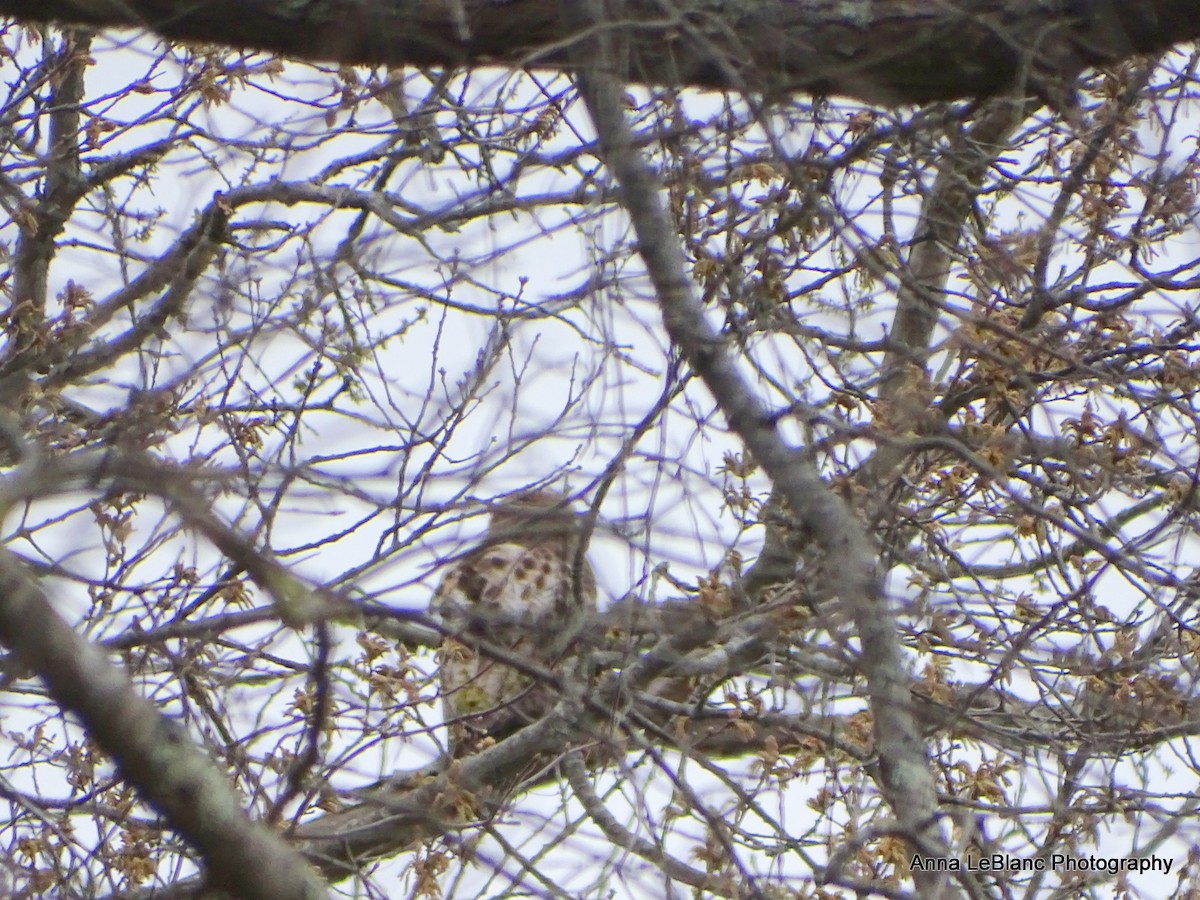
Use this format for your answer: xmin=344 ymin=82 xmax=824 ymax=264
xmin=435 ymin=489 xmax=597 ymax=758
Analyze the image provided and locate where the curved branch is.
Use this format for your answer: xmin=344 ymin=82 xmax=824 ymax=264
xmin=561 ymin=752 xmax=718 ymax=893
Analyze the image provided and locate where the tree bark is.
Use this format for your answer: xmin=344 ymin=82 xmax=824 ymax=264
xmin=5 ymin=0 xmax=1200 ymax=106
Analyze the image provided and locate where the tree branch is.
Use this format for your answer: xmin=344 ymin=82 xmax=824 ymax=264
xmin=0 ymin=548 xmax=329 ymax=900
xmin=559 ymin=0 xmax=955 ymax=893
xmin=5 ymin=1 xmax=1200 ymax=106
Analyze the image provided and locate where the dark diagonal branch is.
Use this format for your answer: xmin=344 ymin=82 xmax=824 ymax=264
xmin=0 ymin=548 xmax=329 ymax=900
xmin=558 ymin=0 xmax=954 ymax=894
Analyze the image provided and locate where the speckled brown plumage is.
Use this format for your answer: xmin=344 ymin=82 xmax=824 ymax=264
xmin=435 ymin=489 xmax=596 ymax=758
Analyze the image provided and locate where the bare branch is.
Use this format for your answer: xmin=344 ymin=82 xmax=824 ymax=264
xmin=0 ymin=548 xmax=329 ymax=900
xmin=560 ymin=0 xmax=953 ymax=892
xmin=6 ymin=1 xmax=1200 ymax=105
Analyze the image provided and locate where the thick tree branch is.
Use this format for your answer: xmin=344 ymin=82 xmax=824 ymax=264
xmin=7 ymin=30 xmax=89 ymax=371
xmin=559 ymin=0 xmax=956 ymax=893
xmin=282 ymin=669 xmax=1199 ymax=893
xmin=0 ymin=548 xmax=329 ymax=900
xmin=5 ymin=1 xmax=1200 ymax=106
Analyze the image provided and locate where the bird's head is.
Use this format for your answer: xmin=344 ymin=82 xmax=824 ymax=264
xmin=486 ymin=488 xmax=587 ymax=542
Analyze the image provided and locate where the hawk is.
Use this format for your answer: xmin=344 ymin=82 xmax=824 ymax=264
xmin=435 ymin=489 xmax=597 ymax=758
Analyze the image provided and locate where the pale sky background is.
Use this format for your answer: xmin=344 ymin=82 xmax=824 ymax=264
xmin=2 ymin=26 xmax=1200 ymax=897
